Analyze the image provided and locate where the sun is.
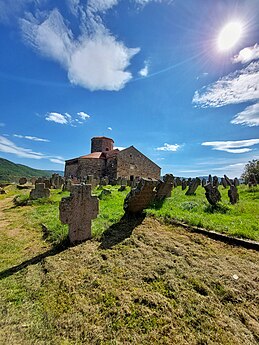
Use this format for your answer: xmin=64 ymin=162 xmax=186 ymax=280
xmin=217 ymin=21 xmax=243 ymax=51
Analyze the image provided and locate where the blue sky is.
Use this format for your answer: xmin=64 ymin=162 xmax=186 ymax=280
xmin=0 ymin=0 xmax=259 ymax=178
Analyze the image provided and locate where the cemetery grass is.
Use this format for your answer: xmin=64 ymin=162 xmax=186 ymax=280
xmin=0 ymin=184 xmax=259 ymax=344
xmin=147 ymin=185 xmax=259 ymax=241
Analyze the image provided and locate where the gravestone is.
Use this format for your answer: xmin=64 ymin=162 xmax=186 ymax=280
xmin=62 ymin=178 xmax=72 ymax=192
xmin=30 ymin=177 xmax=36 ymax=185
xmin=30 ymin=183 xmax=50 ymax=200
xmin=208 ymin=174 xmax=212 ymax=184
xmin=156 ymin=174 xmax=174 ymax=201
xmin=121 ymin=177 xmax=127 ymax=186
xmin=212 ymin=176 xmax=219 ymax=188
xmin=202 ymin=178 xmax=206 ymax=188
xmin=221 ymin=177 xmax=227 ymax=188
xmin=124 ymin=178 xmax=158 ymax=214
xmin=19 ymin=177 xmax=27 ymax=185
xmin=59 ymin=184 xmax=99 ymax=243
xmin=100 ymin=177 xmax=109 ymax=186
xmin=118 ymin=185 xmax=126 ymax=192
xmin=228 ymin=185 xmax=239 ymax=204
xmin=233 ymin=177 xmax=239 ymax=187
xmin=175 ymin=177 xmax=181 ymax=187
xmin=185 ymin=178 xmax=200 ymax=196
xmin=36 ymin=177 xmax=44 ymax=184
xmin=224 ymin=174 xmax=233 ymax=187
xmin=43 ymin=179 xmax=51 ymax=189
xmin=182 ymin=179 xmax=188 ymax=190
xmin=204 ymin=183 xmax=221 ymax=206
xmin=51 ymin=174 xmax=63 ymax=189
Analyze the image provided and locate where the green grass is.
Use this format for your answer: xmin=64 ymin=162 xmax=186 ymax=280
xmin=146 ymin=184 xmax=259 ymax=241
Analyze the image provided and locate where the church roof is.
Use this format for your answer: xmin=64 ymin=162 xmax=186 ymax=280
xmin=91 ymin=136 xmax=114 ymax=143
xmin=80 ymin=152 xmax=105 ymax=159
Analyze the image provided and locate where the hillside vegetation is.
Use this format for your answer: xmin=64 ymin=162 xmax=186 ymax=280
xmin=0 ymin=157 xmax=63 ymax=182
xmin=0 ymin=184 xmax=258 ymax=344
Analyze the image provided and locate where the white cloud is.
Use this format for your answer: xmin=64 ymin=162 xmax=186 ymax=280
xmin=114 ymin=146 xmax=126 ymax=150
xmin=13 ymin=134 xmax=50 ymax=142
xmin=231 ymin=103 xmax=259 ymax=127
xmin=196 ymin=72 xmax=208 ymax=80
xmin=45 ymin=112 xmax=71 ymax=124
xmin=20 ymin=8 xmax=140 ymax=91
xmin=87 ymin=0 xmax=118 ymax=13
xmin=0 ymin=135 xmax=46 ymax=159
xmin=139 ymin=61 xmax=149 ymax=77
xmin=77 ymin=111 xmax=90 ymax=120
xmin=0 ymin=122 xmax=5 ymax=127
xmin=107 ymin=127 xmax=112 ymax=130
xmin=202 ymin=139 xmax=259 ymax=154
xmin=192 ymin=62 xmax=259 ymax=108
xmin=50 ymin=158 xmax=65 ymax=164
xmin=233 ymin=44 xmax=259 ymax=64
xmin=156 ymin=143 xmax=181 ymax=152
xmin=0 ymin=135 xmax=65 ymax=164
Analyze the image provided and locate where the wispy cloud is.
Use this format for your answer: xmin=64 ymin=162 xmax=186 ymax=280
xmin=202 ymin=139 xmax=259 ymax=154
xmin=13 ymin=134 xmax=50 ymax=142
xmin=45 ymin=112 xmax=71 ymax=125
xmin=192 ymin=61 xmax=259 ymax=108
xmin=231 ymin=102 xmax=259 ymax=127
xmin=108 ymin=127 xmax=112 ymax=131
xmin=77 ymin=111 xmax=90 ymax=120
xmin=114 ymin=146 xmax=126 ymax=150
xmin=20 ymin=8 xmax=140 ymax=91
xmin=139 ymin=61 xmax=149 ymax=77
xmin=196 ymin=72 xmax=208 ymax=80
xmin=0 ymin=122 xmax=5 ymax=127
xmin=0 ymin=135 xmax=65 ymax=164
xmin=156 ymin=143 xmax=181 ymax=152
xmin=233 ymin=44 xmax=259 ymax=64
xmin=87 ymin=0 xmax=119 ymax=13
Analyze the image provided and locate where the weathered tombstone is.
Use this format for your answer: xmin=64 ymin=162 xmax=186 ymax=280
xmin=19 ymin=177 xmax=27 ymax=185
xmin=224 ymin=174 xmax=233 ymax=187
xmin=175 ymin=177 xmax=181 ymax=187
xmin=187 ymin=178 xmax=192 ymax=186
xmin=233 ymin=177 xmax=239 ymax=187
xmin=51 ymin=174 xmax=63 ymax=189
xmin=208 ymin=174 xmax=212 ymax=184
xmin=62 ymin=178 xmax=72 ymax=192
xmin=117 ymin=177 xmax=122 ymax=186
xmin=100 ymin=177 xmax=109 ymax=186
xmin=36 ymin=177 xmax=44 ymax=184
xmin=185 ymin=178 xmax=200 ymax=196
xmin=30 ymin=183 xmax=50 ymax=200
xmin=124 ymin=178 xmax=158 ymax=214
xmin=182 ymin=179 xmax=188 ymax=190
xmin=202 ymin=178 xmax=206 ymax=188
xmin=228 ymin=185 xmax=239 ymax=204
xmin=43 ymin=179 xmax=51 ymax=189
xmin=30 ymin=177 xmax=36 ymax=185
xmin=59 ymin=184 xmax=99 ymax=243
xmin=212 ymin=176 xmax=219 ymax=188
xmin=121 ymin=177 xmax=127 ymax=186
xmin=156 ymin=174 xmax=174 ymax=201
xmin=221 ymin=177 xmax=227 ymax=188
xmin=204 ymin=183 xmax=221 ymax=206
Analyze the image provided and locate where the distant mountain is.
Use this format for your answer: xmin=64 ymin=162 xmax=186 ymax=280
xmin=0 ymin=157 xmax=63 ymax=182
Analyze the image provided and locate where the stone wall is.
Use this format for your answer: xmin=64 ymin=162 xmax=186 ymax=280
xmin=77 ymin=158 xmax=106 ymax=179
xmin=116 ymin=146 xmax=161 ymax=180
xmin=91 ymin=137 xmax=114 ymax=153
xmin=65 ymin=159 xmax=79 ymax=178
xmin=106 ymin=156 xmax=117 ymax=180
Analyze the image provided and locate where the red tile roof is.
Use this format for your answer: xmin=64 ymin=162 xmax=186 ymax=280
xmin=80 ymin=152 xmax=105 ymax=159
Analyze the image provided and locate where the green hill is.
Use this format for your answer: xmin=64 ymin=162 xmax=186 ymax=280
xmin=0 ymin=157 xmax=63 ymax=182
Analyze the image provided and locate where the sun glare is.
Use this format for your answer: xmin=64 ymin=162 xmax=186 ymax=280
xmin=217 ymin=21 xmax=243 ymax=51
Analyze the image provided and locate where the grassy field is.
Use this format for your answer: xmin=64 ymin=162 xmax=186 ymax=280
xmin=0 ymin=184 xmax=259 ymax=344
xmin=147 ymin=184 xmax=259 ymax=241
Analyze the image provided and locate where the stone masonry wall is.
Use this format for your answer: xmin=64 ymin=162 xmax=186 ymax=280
xmin=91 ymin=137 xmax=114 ymax=153
xmin=77 ymin=158 xmax=106 ymax=179
xmin=65 ymin=160 xmax=79 ymax=178
xmin=106 ymin=156 xmax=117 ymax=180
xmin=116 ymin=146 xmax=161 ymax=179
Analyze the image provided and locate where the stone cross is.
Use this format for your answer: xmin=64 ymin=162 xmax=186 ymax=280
xmin=59 ymin=184 xmax=99 ymax=243
xmin=30 ymin=183 xmax=50 ymax=200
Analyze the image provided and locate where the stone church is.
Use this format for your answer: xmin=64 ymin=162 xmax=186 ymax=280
xmin=64 ymin=136 xmax=161 ymax=181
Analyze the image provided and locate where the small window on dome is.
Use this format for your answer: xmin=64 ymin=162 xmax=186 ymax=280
xmin=105 ymin=148 xmax=109 ymax=151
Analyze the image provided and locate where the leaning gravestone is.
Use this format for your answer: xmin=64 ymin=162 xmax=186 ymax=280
xmin=59 ymin=184 xmax=99 ymax=243
xmin=30 ymin=177 xmax=36 ymax=185
xmin=156 ymin=174 xmax=174 ymax=201
xmin=124 ymin=178 xmax=158 ymax=214
xmin=30 ymin=183 xmax=50 ymax=200
xmin=228 ymin=185 xmax=239 ymax=204
xmin=185 ymin=178 xmax=200 ymax=196
xmin=221 ymin=177 xmax=227 ymax=188
xmin=51 ymin=174 xmax=63 ymax=189
xmin=202 ymin=178 xmax=206 ymax=188
xmin=213 ymin=176 xmax=219 ymax=188
xmin=224 ymin=174 xmax=232 ymax=187
xmin=62 ymin=178 xmax=72 ymax=192
xmin=19 ymin=177 xmax=27 ymax=185
xmin=248 ymin=173 xmax=257 ymax=187
xmin=208 ymin=174 xmax=212 ymax=184
xmin=233 ymin=177 xmax=239 ymax=187
xmin=182 ymin=179 xmax=188 ymax=190
xmin=204 ymin=183 xmax=221 ymax=206
xmin=43 ymin=179 xmax=51 ymax=189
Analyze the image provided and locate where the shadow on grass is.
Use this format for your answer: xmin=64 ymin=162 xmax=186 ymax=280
xmin=0 ymin=239 xmax=70 ymax=280
xmin=204 ymin=203 xmax=230 ymax=214
xmin=99 ymin=213 xmax=146 ymax=249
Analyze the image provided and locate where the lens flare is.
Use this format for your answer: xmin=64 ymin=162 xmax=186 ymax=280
xmin=218 ymin=21 xmax=243 ymax=51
